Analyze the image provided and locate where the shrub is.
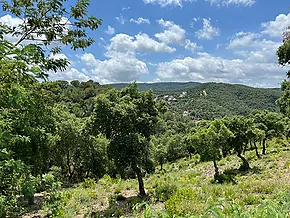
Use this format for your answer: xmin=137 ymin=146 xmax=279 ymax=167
xmin=80 ymin=178 xmax=96 ymax=189
xmin=0 ymin=195 xmax=6 ymax=218
xmin=165 ymin=188 xmax=201 ymax=216
xmin=22 ymin=178 xmax=36 ymax=205
xmin=155 ymin=183 xmax=177 ymax=202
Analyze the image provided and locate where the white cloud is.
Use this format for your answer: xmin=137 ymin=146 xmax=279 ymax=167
xmin=107 ymin=33 xmax=176 ymax=53
xmin=130 ymin=17 xmax=151 ymax=24
xmin=122 ymin=6 xmax=131 ymax=11
xmin=105 ymin=26 xmax=115 ymax=35
xmin=206 ymin=0 xmax=255 ymax=7
xmin=155 ymin=19 xmax=186 ymax=45
xmin=0 ymin=14 xmax=22 ymax=27
xmin=0 ymin=15 xmax=23 ymax=43
xmin=66 ymin=32 xmax=176 ymax=83
xmin=143 ymin=0 xmax=254 ymax=7
xmin=227 ymin=32 xmax=280 ymax=63
xmin=143 ymin=0 xmax=193 ymax=7
xmin=134 ymin=33 xmax=176 ymax=52
xmin=80 ymin=52 xmax=148 ymax=83
xmin=155 ymin=53 xmax=284 ymax=87
xmin=0 ymin=15 xmax=70 ymax=45
xmin=195 ymin=18 xmax=220 ymax=40
xmin=49 ymin=67 xmax=90 ymax=82
xmin=184 ymin=39 xmax=203 ymax=53
xmin=261 ymin=13 xmax=290 ymax=37
xmin=116 ymin=14 xmax=126 ymax=25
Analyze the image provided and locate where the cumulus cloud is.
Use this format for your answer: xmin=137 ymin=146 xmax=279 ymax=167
xmin=49 ymin=67 xmax=90 ymax=82
xmin=261 ymin=13 xmax=290 ymax=37
xmin=227 ymin=32 xmax=280 ymax=63
xmin=155 ymin=19 xmax=186 ymax=45
xmin=105 ymin=26 xmax=115 ymax=35
xmin=80 ymin=52 xmax=148 ymax=83
xmin=155 ymin=53 xmax=284 ymax=87
xmin=195 ymin=18 xmax=220 ymax=40
xmin=184 ymin=39 xmax=203 ymax=53
xmin=152 ymin=13 xmax=288 ymax=87
xmin=107 ymin=33 xmax=176 ymax=53
xmin=62 ymin=32 xmax=177 ymax=83
xmin=130 ymin=17 xmax=151 ymax=24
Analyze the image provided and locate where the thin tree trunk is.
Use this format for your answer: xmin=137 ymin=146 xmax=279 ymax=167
xmin=160 ymin=163 xmax=163 ymax=171
xmin=250 ymin=141 xmax=253 ymax=150
xmin=262 ymin=139 xmax=266 ymax=155
xmin=133 ymin=165 xmax=146 ymax=196
xmin=213 ymin=159 xmax=219 ymax=179
xmin=254 ymin=141 xmax=260 ymax=158
xmin=67 ymin=150 xmax=71 ymax=177
xmin=243 ymin=142 xmax=248 ymax=154
xmin=237 ymin=152 xmax=250 ymax=171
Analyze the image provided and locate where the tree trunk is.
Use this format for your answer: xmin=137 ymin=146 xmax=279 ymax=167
xmin=213 ymin=159 xmax=219 ymax=179
xmin=243 ymin=142 xmax=248 ymax=154
xmin=254 ymin=141 xmax=260 ymax=158
xmin=160 ymin=163 xmax=163 ymax=171
xmin=250 ymin=141 xmax=253 ymax=150
xmin=237 ymin=152 xmax=250 ymax=171
xmin=67 ymin=150 xmax=72 ymax=178
xmin=189 ymin=152 xmax=192 ymax=159
xmin=262 ymin=139 xmax=266 ymax=155
xmin=132 ymin=165 xmax=146 ymax=196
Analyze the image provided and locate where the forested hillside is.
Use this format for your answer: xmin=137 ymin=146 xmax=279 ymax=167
xmin=109 ymin=82 xmax=200 ymax=92
xmin=110 ymin=82 xmax=281 ymax=119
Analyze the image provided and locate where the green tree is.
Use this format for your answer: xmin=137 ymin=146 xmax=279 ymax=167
xmin=90 ymin=84 xmax=159 ymax=196
xmin=249 ymin=110 xmax=284 ymax=155
xmin=224 ymin=116 xmax=251 ymax=170
xmin=188 ymin=119 xmax=233 ymax=179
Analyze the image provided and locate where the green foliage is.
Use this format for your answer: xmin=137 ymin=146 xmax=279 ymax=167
xmin=81 ymin=178 xmax=97 ymax=189
xmin=165 ymin=188 xmax=200 ymax=216
xmin=155 ymin=183 xmax=177 ymax=202
xmin=0 ymin=158 xmax=34 ymax=216
xmin=90 ymin=83 xmax=160 ymax=195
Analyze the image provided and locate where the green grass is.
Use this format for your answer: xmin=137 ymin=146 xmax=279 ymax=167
xmin=26 ymin=138 xmax=290 ymax=217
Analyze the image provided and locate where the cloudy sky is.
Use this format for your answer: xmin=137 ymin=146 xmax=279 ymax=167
xmin=1 ymin=0 xmax=290 ymax=87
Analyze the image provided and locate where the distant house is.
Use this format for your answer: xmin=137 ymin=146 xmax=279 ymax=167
xmin=179 ymin=91 xmax=187 ymax=98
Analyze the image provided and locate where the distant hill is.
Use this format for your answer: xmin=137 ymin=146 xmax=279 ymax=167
xmin=109 ymin=82 xmax=200 ymax=92
xmin=109 ymin=82 xmax=282 ymax=119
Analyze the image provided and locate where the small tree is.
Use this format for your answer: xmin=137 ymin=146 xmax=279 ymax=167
xmin=224 ymin=116 xmax=251 ymax=170
xmin=189 ymin=119 xmax=233 ymax=180
xmin=250 ymin=110 xmax=284 ymax=155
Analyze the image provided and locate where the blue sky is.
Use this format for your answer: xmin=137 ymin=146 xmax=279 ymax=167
xmin=1 ymin=0 xmax=290 ymax=87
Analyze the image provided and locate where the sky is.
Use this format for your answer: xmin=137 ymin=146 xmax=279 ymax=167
xmin=1 ymin=0 xmax=290 ymax=87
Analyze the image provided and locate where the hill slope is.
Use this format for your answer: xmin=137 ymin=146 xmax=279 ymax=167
xmin=109 ymin=82 xmax=200 ymax=92
xmin=110 ymin=82 xmax=282 ymax=119
xmin=27 ymin=138 xmax=290 ymax=217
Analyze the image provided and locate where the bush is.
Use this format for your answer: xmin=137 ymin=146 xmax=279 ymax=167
xmin=165 ymin=188 xmax=200 ymax=216
xmin=80 ymin=178 xmax=96 ymax=189
xmin=22 ymin=178 xmax=36 ymax=205
xmin=0 ymin=195 xmax=6 ymax=218
xmin=155 ymin=183 xmax=177 ymax=202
